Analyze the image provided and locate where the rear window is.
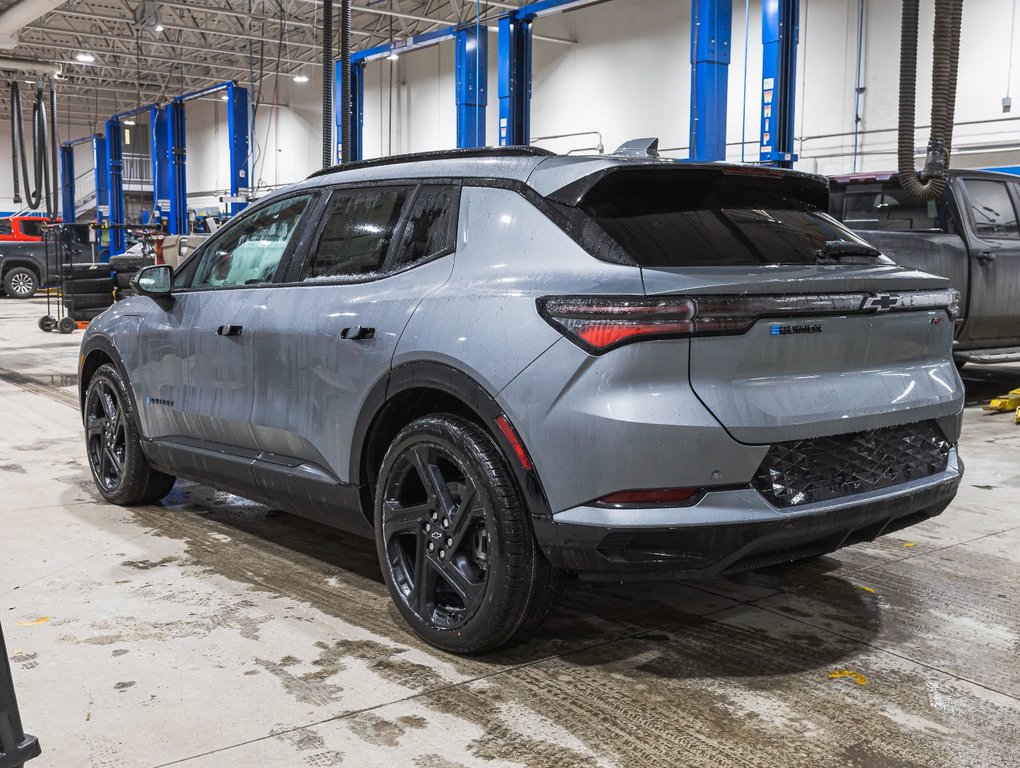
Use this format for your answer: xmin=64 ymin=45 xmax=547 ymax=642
xmin=19 ymin=220 xmax=43 ymax=238
xmin=578 ymin=169 xmax=861 ymax=268
xmin=840 ymin=182 xmax=942 ymax=231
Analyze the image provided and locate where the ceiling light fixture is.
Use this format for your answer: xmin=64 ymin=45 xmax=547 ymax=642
xmin=386 ymin=52 xmax=399 ymax=61
xmin=220 ymin=93 xmax=229 ymax=101
xmin=75 ymin=52 xmax=95 ymax=63
xmin=154 ymin=23 xmax=164 ymax=32
xmin=292 ymin=73 xmax=309 ymax=83
xmin=123 ymin=119 xmax=136 ymax=126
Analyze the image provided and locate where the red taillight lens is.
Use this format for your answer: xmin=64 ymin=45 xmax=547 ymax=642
xmin=596 ymin=488 xmax=699 ymax=507
xmin=537 ymin=296 xmax=696 ymax=353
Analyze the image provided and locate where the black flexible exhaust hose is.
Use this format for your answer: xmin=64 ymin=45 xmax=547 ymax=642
xmin=10 ymin=81 xmax=52 ymax=212
xmin=49 ymin=80 xmax=59 ymax=220
xmin=322 ymin=0 xmax=333 ymax=169
xmin=897 ymin=0 xmax=964 ymax=201
xmin=340 ymin=0 xmax=352 ymax=164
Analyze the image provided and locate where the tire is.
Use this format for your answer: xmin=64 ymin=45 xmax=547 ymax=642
xmin=63 ymin=291 xmax=114 ymax=311
xmin=83 ymin=363 xmax=176 ymax=505
xmin=37 ymin=315 xmax=55 ymax=332
xmin=375 ymin=414 xmax=560 ymax=654
xmin=61 ymin=276 xmax=114 ymax=294
xmin=68 ymin=307 xmax=107 ymax=322
xmin=114 ymin=271 xmax=137 ymax=289
xmin=953 ymin=358 xmax=967 ymax=370
xmin=4 ymin=267 xmax=38 ymax=299
xmin=66 ymin=263 xmax=112 ymax=281
xmin=57 ymin=316 xmax=76 ymax=334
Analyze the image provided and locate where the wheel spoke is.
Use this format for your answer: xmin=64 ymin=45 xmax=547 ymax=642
xmin=411 ymin=445 xmax=456 ymax=517
xmin=412 ymin=540 xmax=439 ymax=618
xmin=104 ymin=443 xmax=122 ymax=475
xmin=382 ymin=499 xmax=431 ymax=537
xmin=86 ymin=416 xmax=106 ymax=440
xmin=439 ymin=560 xmax=485 ymax=612
xmin=447 ymin=481 xmax=481 ymax=554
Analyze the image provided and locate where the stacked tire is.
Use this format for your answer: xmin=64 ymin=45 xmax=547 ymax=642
xmin=109 ymin=252 xmax=152 ymax=299
xmin=62 ymin=263 xmax=114 ymax=322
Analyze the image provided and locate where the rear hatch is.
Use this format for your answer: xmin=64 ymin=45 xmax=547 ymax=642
xmin=564 ymin=165 xmax=962 ymax=444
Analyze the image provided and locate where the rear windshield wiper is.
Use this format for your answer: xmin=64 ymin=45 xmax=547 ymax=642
xmin=815 ymin=240 xmax=883 ymax=264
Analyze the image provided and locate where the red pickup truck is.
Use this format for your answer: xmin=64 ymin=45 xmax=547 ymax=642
xmin=0 ymin=215 xmax=55 ymax=242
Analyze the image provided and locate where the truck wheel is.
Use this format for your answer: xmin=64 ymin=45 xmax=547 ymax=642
xmin=61 ymin=277 xmax=114 ymax=294
xmin=375 ymin=414 xmax=560 ymax=654
xmin=4 ymin=267 xmax=38 ymax=299
xmin=83 ymin=363 xmax=176 ymax=505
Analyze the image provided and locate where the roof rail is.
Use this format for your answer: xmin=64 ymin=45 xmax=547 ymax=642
xmin=306 ymin=146 xmax=555 ymax=179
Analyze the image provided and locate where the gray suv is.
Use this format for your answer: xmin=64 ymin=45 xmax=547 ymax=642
xmin=78 ymin=145 xmax=965 ymax=653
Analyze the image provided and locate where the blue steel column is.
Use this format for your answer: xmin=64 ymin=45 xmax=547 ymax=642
xmin=151 ymin=106 xmax=172 ymax=225
xmin=760 ymin=0 xmax=799 ymax=167
xmin=689 ymin=0 xmax=732 ymax=161
xmin=497 ymin=13 xmax=533 ymax=146
xmin=337 ymin=59 xmax=365 ymax=162
xmin=168 ymin=101 xmax=188 ymax=235
xmin=105 ymin=118 xmax=125 ymax=254
xmin=226 ymin=83 xmax=250 ymax=215
xmin=351 ymin=62 xmax=364 ymax=161
xmin=456 ymin=24 xmax=488 ymax=148
xmin=60 ymin=144 xmax=75 ymax=222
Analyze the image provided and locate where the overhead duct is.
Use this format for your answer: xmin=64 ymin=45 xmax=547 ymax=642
xmin=0 ymin=57 xmax=60 ymax=77
xmin=0 ymin=0 xmax=67 ymax=50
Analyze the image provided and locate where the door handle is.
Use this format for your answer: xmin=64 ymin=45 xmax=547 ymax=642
xmin=216 ymin=324 xmax=243 ymax=336
xmin=340 ymin=325 xmax=375 ymax=341
xmin=977 ymin=251 xmax=997 ymax=263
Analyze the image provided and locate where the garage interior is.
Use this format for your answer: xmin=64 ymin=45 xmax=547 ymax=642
xmin=0 ymin=1 xmax=1019 ymax=766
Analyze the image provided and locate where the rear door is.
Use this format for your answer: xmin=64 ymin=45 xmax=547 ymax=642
xmin=250 ymin=183 xmax=458 ymax=514
xmin=955 ymin=176 xmax=1020 ymax=343
xmin=133 ymin=193 xmax=315 ymax=480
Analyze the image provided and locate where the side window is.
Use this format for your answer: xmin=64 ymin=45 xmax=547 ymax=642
xmin=0 ymin=220 xmax=12 ymax=235
xmin=963 ymin=180 xmax=1020 ymax=240
xmin=390 ymin=185 xmax=458 ymax=271
xmin=20 ymin=220 xmax=43 ymax=238
xmin=305 ymin=187 xmax=411 ymax=280
xmin=190 ymin=194 xmax=311 ymax=288
xmin=841 ymin=184 xmax=942 ymax=231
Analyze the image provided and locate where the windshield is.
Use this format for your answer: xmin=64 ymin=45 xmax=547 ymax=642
xmin=578 ymin=169 xmax=871 ymax=268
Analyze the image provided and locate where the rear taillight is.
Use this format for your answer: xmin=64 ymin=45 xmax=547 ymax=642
xmin=538 ymin=289 xmax=961 ymax=354
xmin=536 ymin=296 xmax=695 ymax=353
xmin=595 ymin=488 xmax=699 ymax=507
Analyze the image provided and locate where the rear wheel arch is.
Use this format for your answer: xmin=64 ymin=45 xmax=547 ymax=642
xmin=354 ymin=362 xmax=552 ymax=526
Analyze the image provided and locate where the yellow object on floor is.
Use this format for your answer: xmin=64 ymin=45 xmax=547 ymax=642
xmin=1015 ymin=406 xmax=1020 ymax=425
xmin=983 ymin=388 xmax=1020 ymax=412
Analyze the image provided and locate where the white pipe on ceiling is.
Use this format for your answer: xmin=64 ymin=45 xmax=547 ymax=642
xmin=0 ymin=0 xmax=66 ymax=49
xmin=0 ymin=55 xmax=60 ymax=76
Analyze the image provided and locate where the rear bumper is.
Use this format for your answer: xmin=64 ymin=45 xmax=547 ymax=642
xmin=533 ymin=450 xmax=962 ymax=580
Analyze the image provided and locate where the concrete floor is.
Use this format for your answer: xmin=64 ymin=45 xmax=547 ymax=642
xmin=1 ymin=296 xmax=1018 ymax=768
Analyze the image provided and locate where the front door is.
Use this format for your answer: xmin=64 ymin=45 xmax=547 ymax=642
xmin=134 ymin=193 xmax=316 ymax=464
xmin=957 ymin=176 xmax=1020 ymax=344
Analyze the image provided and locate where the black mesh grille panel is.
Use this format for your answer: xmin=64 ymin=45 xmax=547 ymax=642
xmin=753 ymin=421 xmax=951 ymax=508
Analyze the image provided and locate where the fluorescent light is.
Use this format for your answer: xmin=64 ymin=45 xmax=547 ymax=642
xmin=123 ymin=119 xmax=136 ymax=126
xmin=386 ymin=52 xmax=399 ymax=61
xmin=292 ymin=73 xmax=309 ymax=83
xmin=220 ymin=93 xmax=229 ymax=101
xmin=75 ymin=52 xmax=95 ymax=63
xmin=154 ymin=23 xmax=164 ymax=32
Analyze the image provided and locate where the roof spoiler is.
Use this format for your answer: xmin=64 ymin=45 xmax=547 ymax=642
xmin=611 ymin=137 xmax=660 ymax=158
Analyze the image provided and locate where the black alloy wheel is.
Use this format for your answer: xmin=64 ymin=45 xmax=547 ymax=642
xmin=375 ymin=414 xmax=563 ymax=653
xmin=82 ymin=364 xmax=176 ymax=505
xmin=85 ymin=377 xmax=127 ymax=493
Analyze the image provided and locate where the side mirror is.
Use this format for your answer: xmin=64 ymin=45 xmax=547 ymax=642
xmin=132 ymin=264 xmax=174 ymax=297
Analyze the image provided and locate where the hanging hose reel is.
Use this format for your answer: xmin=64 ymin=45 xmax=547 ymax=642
xmin=9 ymin=77 xmax=59 ymax=218
xmin=897 ymin=0 xmax=964 ymax=201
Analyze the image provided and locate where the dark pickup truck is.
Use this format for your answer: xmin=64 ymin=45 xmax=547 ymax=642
xmin=830 ymin=169 xmax=1020 ymax=365
xmin=0 ymin=225 xmax=96 ymax=299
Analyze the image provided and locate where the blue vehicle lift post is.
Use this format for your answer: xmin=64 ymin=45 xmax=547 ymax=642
xmin=59 ymin=134 xmax=109 ymax=228
xmin=337 ymin=0 xmax=588 ymax=158
xmin=689 ymin=0 xmax=732 ymax=161
xmin=105 ymin=104 xmax=159 ymax=255
xmin=167 ymin=81 xmax=251 ymax=236
xmin=760 ymin=0 xmax=799 ymax=167
xmin=455 ymin=23 xmax=487 ymax=148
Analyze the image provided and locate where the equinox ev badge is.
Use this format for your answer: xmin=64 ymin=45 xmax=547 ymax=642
xmin=770 ymin=323 xmax=822 ymax=336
